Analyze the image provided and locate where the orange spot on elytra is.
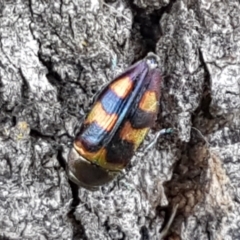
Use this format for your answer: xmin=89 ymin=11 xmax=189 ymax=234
xmin=110 ymin=76 xmax=133 ymax=98
xmin=138 ymin=91 xmax=158 ymax=112
xmin=85 ymin=102 xmax=118 ymax=132
xmin=120 ymin=121 xmax=149 ymax=149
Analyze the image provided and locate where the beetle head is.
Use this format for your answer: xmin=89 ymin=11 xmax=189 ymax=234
xmin=67 ymin=147 xmax=119 ymax=190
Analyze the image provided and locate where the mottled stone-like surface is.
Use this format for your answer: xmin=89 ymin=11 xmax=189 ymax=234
xmin=0 ymin=0 xmax=240 ymax=239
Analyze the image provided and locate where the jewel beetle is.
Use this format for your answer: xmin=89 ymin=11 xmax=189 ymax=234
xmin=67 ymin=55 xmax=162 ymax=190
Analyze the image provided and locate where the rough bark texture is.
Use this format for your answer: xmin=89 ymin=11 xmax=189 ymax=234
xmin=0 ymin=0 xmax=239 ymax=239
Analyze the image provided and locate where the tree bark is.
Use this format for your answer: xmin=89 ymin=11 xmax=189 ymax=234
xmin=0 ymin=0 xmax=239 ymax=239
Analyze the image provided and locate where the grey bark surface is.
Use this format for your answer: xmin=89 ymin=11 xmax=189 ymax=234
xmin=0 ymin=0 xmax=239 ymax=239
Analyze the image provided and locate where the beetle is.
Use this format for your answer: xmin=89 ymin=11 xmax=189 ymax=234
xmin=67 ymin=56 xmax=163 ymax=190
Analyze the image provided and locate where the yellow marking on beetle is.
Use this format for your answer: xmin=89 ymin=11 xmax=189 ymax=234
xmin=110 ymin=76 xmax=133 ymax=98
xmin=85 ymin=102 xmax=118 ymax=132
xmin=74 ymin=141 xmax=125 ymax=171
xmin=119 ymin=121 xmax=149 ymax=149
xmin=74 ymin=140 xmax=107 ymax=164
xmin=138 ymin=91 xmax=158 ymax=112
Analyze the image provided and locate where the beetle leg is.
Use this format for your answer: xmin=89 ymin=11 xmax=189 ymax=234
xmin=145 ymin=128 xmax=173 ymax=151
